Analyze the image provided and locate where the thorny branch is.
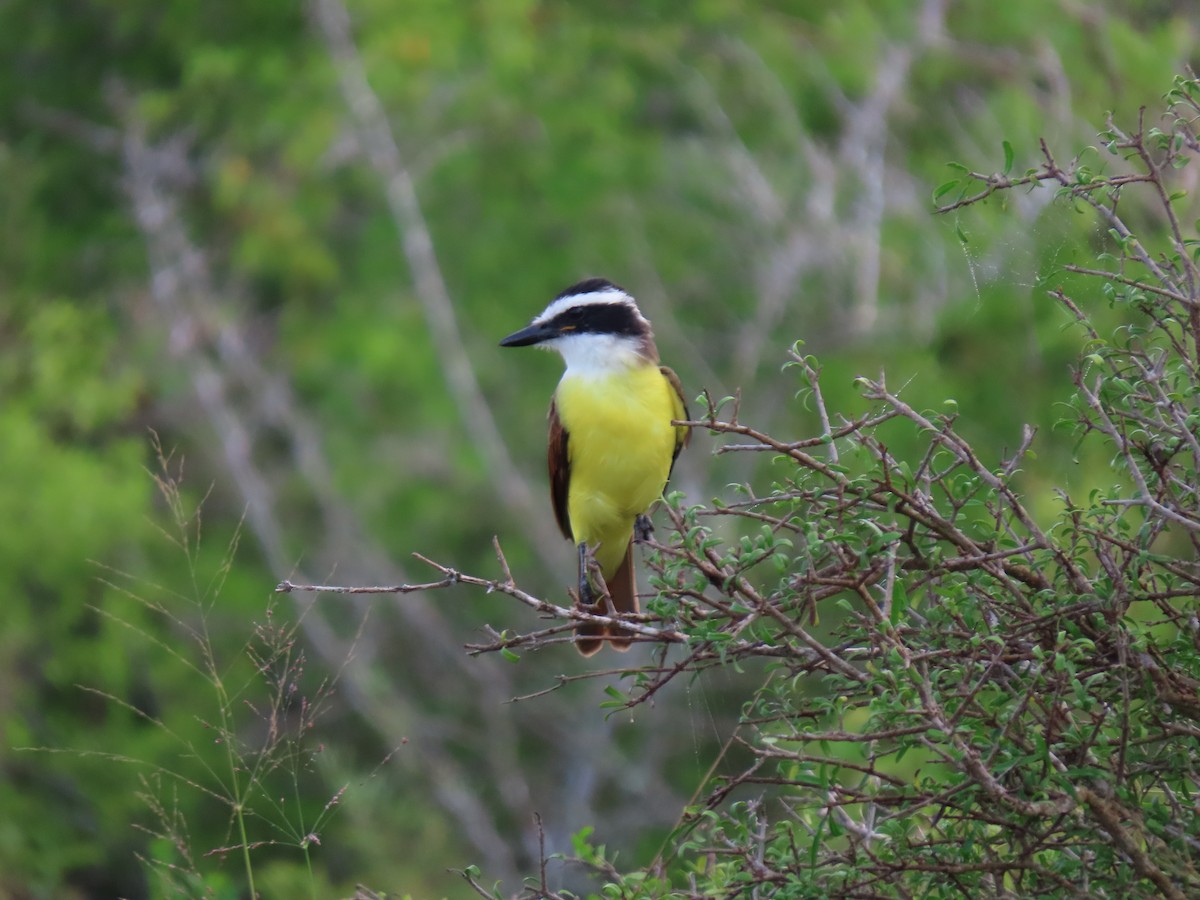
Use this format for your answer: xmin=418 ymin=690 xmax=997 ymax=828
xmin=277 ymin=538 xmax=689 ymax=650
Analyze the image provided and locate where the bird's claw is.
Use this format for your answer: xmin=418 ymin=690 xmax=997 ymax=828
xmin=634 ymin=514 xmax=654 ymax=543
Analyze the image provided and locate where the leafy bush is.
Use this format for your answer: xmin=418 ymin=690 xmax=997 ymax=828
xmin=453 ymin=76 xmax=1200 ymax=899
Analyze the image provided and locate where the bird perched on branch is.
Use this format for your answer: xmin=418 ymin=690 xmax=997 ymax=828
xmin=500 ymin=278 xmax=690 ymax=655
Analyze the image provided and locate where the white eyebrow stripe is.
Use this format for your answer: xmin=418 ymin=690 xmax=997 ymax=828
xmin=534 ymin=288 xmax=634 ymax=323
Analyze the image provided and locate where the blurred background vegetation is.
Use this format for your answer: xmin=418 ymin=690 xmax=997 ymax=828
xmin=1 ymin=0 xmax=1197 ymax=896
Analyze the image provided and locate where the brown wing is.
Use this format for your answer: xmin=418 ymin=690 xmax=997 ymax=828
xmin=660 ymin=366 xmax=691 ymax=478
xmin=547 ymin=398 xmax=573 ymax=540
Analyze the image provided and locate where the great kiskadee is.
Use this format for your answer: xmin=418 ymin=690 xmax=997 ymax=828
xmin=500 ymin=278 xmax=690 ymax=655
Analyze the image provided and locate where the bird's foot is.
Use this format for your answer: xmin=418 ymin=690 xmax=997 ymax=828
xmin=634 ymin=514 xmax=654 ymax=543
xmin=577 ymin=579 xmax=596 ymax=609
xmin=576 ymin=541 xmax=598 ymax=609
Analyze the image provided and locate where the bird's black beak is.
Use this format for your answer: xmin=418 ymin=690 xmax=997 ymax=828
xmin=499 ymin=322 xmax=557 ymax=348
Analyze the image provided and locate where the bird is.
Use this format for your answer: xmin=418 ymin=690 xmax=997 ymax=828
xmin=500 ymin=278 xmax=690 ymax=655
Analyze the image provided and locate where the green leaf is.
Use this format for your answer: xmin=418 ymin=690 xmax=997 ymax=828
xmin=889 ymin=582 xmax=910 ymax=624
xmin=933 ymin=180 xmax=960 ymax=203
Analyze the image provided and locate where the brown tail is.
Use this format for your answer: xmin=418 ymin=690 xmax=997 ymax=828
xmin=576 ymin=542 xmax=638 ymax=656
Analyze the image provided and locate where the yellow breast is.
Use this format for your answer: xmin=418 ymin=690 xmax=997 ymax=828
xmin=555 ymin=364 xmax=679 ymax=574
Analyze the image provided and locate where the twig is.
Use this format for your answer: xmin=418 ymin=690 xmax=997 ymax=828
xmin=281 ymin=551 xmax=688 ymax=646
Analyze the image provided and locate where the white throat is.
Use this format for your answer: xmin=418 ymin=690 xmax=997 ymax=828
xmin=545 ymin=332 xmax=650 ymax=377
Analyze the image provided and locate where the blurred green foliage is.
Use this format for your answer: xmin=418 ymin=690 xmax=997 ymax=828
xmin=0 ymin=0 xmax=1197 ymax=896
